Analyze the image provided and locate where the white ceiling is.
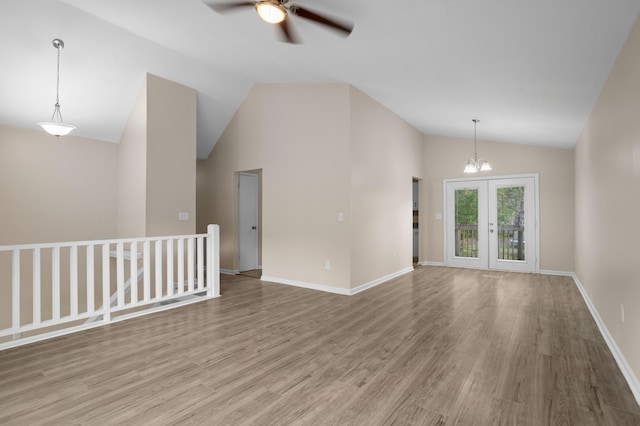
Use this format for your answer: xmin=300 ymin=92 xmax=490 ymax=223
xmin=1 ymin=0 xmax=639 ymax=158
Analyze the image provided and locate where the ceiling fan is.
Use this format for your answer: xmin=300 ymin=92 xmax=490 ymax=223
xmin=205 ymin=0 xmax=354 ymax=44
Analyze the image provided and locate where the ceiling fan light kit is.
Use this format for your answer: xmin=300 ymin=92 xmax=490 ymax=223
xmin=207 ymin=0 xmax=353 ymax=44
xmin=255 ymin=1 xmax=286 ymax=24
xmin=37 ymin=38 xmax=76 ymax=137
xmin=464 ymin=119 xmax=491 ymax=174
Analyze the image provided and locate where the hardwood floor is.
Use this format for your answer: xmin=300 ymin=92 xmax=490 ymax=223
xmin=1 ymin=266 xmax=638 ymax=425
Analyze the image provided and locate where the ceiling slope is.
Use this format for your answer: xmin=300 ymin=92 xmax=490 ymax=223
xmin=2 ymin=0 xmax=639 ymax=158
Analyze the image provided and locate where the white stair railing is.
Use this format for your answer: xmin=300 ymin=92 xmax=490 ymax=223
xmin=0 ymin=224 xmax=220 ymax=350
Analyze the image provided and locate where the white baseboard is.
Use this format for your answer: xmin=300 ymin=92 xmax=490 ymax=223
xmin=223 ymin=267 xmax=262 ymax=275
xmin=261 ymin=267 xmax=415 ymax=297
xmin=570 ymin=273 xmax=640 ymax=406
xmin=260 ymin=276 xmax=351 ymax=295
xmin=421 ymin=261 xmax=445 ymax=267
xmin=350 ymin=267 xmax=414 ymax=295
xmin=539 ymin=269 xmax=574 ymax=276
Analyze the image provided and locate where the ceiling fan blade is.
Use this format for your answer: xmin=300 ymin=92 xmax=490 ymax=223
xmin=205 ymin=1 xmax=255 ymax=13
xmin=290 ymin=6 xmax=353 ymax=36
xmin=277 ymin=19 xmax=300 ymax=44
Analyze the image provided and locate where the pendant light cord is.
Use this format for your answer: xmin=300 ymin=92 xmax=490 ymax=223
xmin=55 ymin=45 xmax=61 ymax=106
xmin=52 ymin=43 xmax=63 ymax=122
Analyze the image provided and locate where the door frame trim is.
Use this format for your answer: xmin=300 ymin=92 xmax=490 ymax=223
xmin=443 ymin=173 xmax=540 ymax=272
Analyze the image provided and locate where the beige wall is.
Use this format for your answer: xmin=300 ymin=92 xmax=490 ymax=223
xmin=146 ymin=74 xmax=197 ymax=237
xmin=574 ymin=16 xmax=640 ymax=384
xmin=0 ymin=125 xmax=118 ymax=245
xmin=423 ymin=135 xmax=574 ymax=272
xmin=198 ymin=84 xmax=353 ymax=288
xmin=198 ymin=83 xmax=424 ymax=290
xmin=117 ymin=80 xmax=147 ymax=237
xmin=349 ymin=86 xmax=424 ymax=286
xmin=119 ymin=74 xmax=197 ymax=237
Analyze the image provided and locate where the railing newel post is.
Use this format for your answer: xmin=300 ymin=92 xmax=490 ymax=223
xmin=207 ymin=224 xmax=220 ymax=297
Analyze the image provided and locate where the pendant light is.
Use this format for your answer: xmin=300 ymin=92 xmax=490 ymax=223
xmin=37 ymin=39 xmax=76 ymax=137
xmin=464 ymin=119 xmax=491 ymax=173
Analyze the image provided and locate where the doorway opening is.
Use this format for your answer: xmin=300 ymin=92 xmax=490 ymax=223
xmin=237 ymin=170 xmax=262 ymax=277
xmin=412 ymin=178 xmax=421 ymax=266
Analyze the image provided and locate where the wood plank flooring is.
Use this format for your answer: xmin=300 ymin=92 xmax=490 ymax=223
xmin=1 ymin=266 xmax=638 ymax=425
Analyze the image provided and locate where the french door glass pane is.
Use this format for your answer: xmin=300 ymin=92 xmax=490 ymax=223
xmin=497 ymin=186 xmax=525 ymax=260
xmin=454 ymin=189 xmax=478 ymax=258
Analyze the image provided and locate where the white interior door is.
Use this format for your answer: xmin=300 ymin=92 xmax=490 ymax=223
xmin=446 ymin=176 xmax=538 ymax=272
xmin=238 ymin=173 xmax=259 ymax=272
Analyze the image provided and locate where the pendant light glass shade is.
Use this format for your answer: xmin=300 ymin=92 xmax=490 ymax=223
xmin=37 ymin=102 xmax=76 ymax=137
xmin=37 ymin=39 xmax=75 ymax=137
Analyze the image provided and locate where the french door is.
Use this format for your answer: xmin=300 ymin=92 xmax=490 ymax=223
xmin=445 ymin=176 xmax=538 ymax=272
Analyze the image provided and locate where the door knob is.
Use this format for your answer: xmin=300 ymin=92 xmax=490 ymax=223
xmin=251 ymin=226 xmax=257 ymax=230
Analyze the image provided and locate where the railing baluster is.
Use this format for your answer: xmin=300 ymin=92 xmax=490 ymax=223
xmin=70 ymin=245 xmax=79 ymax=318
xmin=167 ymin=239 xmax=174 ymax=297
xmin=12 ymin=249 xmax=20 ymax=336
xmin=143 ymin=241 xmax=151 ymax=302
xmin=102 ymin=244 xmax=111 ymax=322
xmin=52 ymin=246 xmax=60 ymax=321
xmin=87 ymin=244 xmax=95 ymax=314
xmin=117 ymin=242 xmax=124 ymax=307
xmin=197 ymin=237 xmax=204 ymax=291
xmin=177 ymin=239 xmax=185 ymax=294
xmin=33 ymin=248 xmax=41 ymax=325
xmin=130 ymin=242 xmax=138 ymax=304
xmin=155 ymin=240 xmax=162 ymax=298
xmin=188 ymin=238 xmax=195 ymax=293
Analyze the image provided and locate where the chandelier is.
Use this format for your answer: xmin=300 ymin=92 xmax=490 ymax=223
xmin=464 ymin=119 xmax=491 ymax=173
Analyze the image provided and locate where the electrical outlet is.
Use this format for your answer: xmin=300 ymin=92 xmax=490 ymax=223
xmin=621 ymin=304 xmax=625 ymax=323
xmin=325 ymin=260 xmax=331 ymax=270
xmin=338 ymin=212 xmax=344 ymax=222
xmin=178 ymin=212 xmax=189 ymax=221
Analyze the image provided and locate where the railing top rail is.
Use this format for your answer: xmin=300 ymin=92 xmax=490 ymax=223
xmin=0 ymin=232 xmax=210 ymax=252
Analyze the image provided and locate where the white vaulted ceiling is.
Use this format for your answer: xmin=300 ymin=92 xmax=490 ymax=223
xmin=1 ymin=0 xmax=639 ymax=158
